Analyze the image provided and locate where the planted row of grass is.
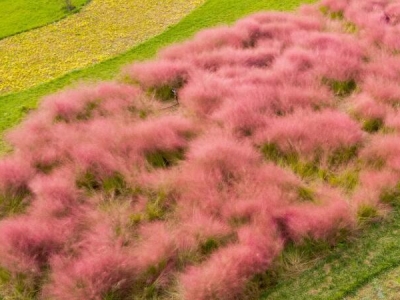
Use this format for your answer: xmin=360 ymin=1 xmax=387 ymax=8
xmin=0 ymin=0 xmax=317 ymax=153
xmin=0 ymin=0 xmax=205 ymax=94
xmin=0 ymin=0 xmax=88 ymax=40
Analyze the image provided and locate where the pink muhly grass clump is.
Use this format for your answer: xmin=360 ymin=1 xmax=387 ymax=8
xmin=360 ymin=135 xmax=400 ymax=171
xmin=179 ymin=71 xmax=234 ymax=116
xmin=385 ymin=2 xmax=400 ymax=25
xmin=179 ymin=225 xmax=282 ymax=300
xmin=0 ymin=156 xmax=32 ymax=196
xmin=40 ymin=82 xmax=140 ymax=122
xmin=350 ymin=92 xmax=387 ymax=120
xmin=28 ymin=169 xmax=81 ymax=218
xmin=276 ymin=188 xmax=354 ymax=243
xmin=132 ymin=115 xmax=194 ymax=155
xmin=272 ymin=47 xmax=316 ymax=75
xmin=122 ymin=60 xmax=189 ymax=89
xmin=362 ymin=76 xmax=400 ymax=105
xmin=0 ymin=217 xmax=65 ymax=274
xmin=256 ymin=109 xmax=363 ymax=159
xmin=292 ymin=31 xmax=364 ymax=81
xmin=274 ymin=82 xmax=333 ymax=112
xmin=174 ymin=135 xmax=261 ymax=214
xmin=385 ymin=111 xmax=400 ymax=132
xmin=44 ymin=248 xmax=137 ymax=300
xmin=175 ymin=211 xmax=232 ymax=251
xmin=353 ymin=170 xmax=400 ymax=207
xmin=132 ymin=222 xmax=176 ymax=271
xmin=211 ymin=84 xmax=277 ymax=136
xmin=189 ymin=26 xmax=250 ymax=51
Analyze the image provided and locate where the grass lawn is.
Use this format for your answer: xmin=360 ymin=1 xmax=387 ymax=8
xmin=263 ymin=202 xmax=400 ymax=299
xmin=0 ymin=0 xmax=88 ymax=39
xmin=0 ymin=0 xmax=316 ymax=153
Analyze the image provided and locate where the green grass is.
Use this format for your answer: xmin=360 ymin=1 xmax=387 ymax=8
xmin=0 ymin=0 xmax=316 ymax=153
xmin=0 ymin=0 xmax=88 ymax=40
xmin=261 ymin=201 xmax=400 ymax=300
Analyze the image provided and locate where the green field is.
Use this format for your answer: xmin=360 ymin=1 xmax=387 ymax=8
xmin=0 ymin=0 xmax=88 ymax=39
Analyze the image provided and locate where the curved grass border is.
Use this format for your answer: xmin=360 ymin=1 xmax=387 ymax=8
xmin=0 ymin=0 xmax=89 ymax=40
xmin=0 ymin=0 xmax=316 ymax=152
xmin=262 ymin=202 xmax=400 ymax=300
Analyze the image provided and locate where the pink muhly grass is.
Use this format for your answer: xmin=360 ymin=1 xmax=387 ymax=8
xmin=132 ymin=115 xmax=194 ymax=154
xmin=354 ymin=170 xmax=400 ymax=205
xmin=362 ymin=76 xmax=400 ymax=105
xmin=211 ymin=84 xmax=277 ymax=136
xmin=276 ymin=188 xmax=354 ymax=243
xmin=175 ymin=211 xmax=232 ymax=251
xmin=360 ymin=135 xmax=400 ymax=171
xmin=132 ymin=222 xmax=176 ymax=271
xmin=0 ymin=156 xmax=32 ymax=195
xmin=189 ymin=26 xmax=250 ymax=50
xmin=256 ymin=109 xmax=363 ymax=159
xmin=39 ymin=82 xmax=140 ymax=122
xmin=385 ymin=111 xmax=400 ymax=132
xmin=122 ymin=60 xmax=189 ymax=89
xmin=292 ymin=31 xmax=364 ymax=81
xmin=179 ymin=225 xmax=282 ymax=300
xmin=274 ymin=81 xmax=333 ymax=112
xmin=0 ymin=217 xmax=65 ymax=274
xmin=350 ymin=92 xmax=387 ymax=120
xmin=178 ymin=71 xmax=233 ymax=116
xmin=44 ymin=248 xmax=137 ymax=300
xmin=190 ymin=47 xmax=278 ymax=71
xmin=385 ymin=3 xmax=400 ymax=25
xmin=28 ymin=169 xmax=81 ymax=218
xmin=273 ymin=47 xmax=316 ymax=75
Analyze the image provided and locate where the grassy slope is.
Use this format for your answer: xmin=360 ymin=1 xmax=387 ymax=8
xmin=0 ymin=0 xmax=88 ymax=39
xmin=263 ymin=202 xmax=400 ymax=300
xmin=0 ymin=0 xmax=316 ymax=152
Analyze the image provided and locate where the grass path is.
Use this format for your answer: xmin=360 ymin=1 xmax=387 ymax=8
xmin=0 ymin=0 xmax=316 ymax=153
xmin=0 ymin=0 xmax=204 ymax=94
xmin=0 ymin=0 xmax=88 ymax=40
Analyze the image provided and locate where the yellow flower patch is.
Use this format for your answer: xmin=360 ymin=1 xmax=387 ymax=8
xmin=0 ymin=0 xmax=205 ymax=94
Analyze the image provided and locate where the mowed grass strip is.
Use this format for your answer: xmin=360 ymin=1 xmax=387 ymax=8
xmin=0 ymin=0 xmax=316 ymax=153
xmin=0 ymin=0 xmax=88 ymax=40
xmin=0 ymin=0 xmax=205 ymax=94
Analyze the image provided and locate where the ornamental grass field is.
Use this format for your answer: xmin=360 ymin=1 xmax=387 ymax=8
xmin=1 ymin=0 xmax=400 ymax=299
